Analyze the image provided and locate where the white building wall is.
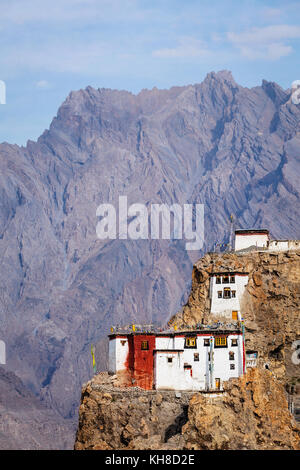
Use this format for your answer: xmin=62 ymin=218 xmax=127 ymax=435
xmin=268 ymin=240 xmax=300 ymax=252
xmin=210 ymin=274 xmax=248 ymax=318
xmin=108 ymin=337 xmax=129 ymax=374
xmin=235 ymin=233 xmax=269 ymax=251
xmin=154 ymin=334 xmax=243 ymax=391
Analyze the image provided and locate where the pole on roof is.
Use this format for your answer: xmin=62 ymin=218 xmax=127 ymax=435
xmin=229 ymin=214 xmax=235 ymax=251
xmin=209 ymin=336 xmax=214 ymax=390
xmin=241 ymin=319 xmax=246 ymax=374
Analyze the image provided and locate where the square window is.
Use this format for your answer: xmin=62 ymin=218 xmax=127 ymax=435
xmin=215 ymin=336 xmax=227 ymax=348
xmin=230 ymin=275 xmax=235 ymax=283
xmin=204 ymin=338 xmax=210 ymax=346
xmin=231 ymin=339 xmax=238 ymax=347
xmin=230 ymin=364 xmax=235 ymax=370
xmin=216 ymin=276 xmax=221 ymax=284
xmin=218 ymin=291 xmax=222 ymax=298
xmin=185 ymin=337 xmax=197 ymax=348
xmin=194 ymin=353 xmax=199 ymax=362
xmin=121 ymin=340 xmax=126 ymax=346
xmin=167 ymin=357 xmax=173 ymax=363
xmin=222 ymin=275 xmax=229 ymax=284
xmin=141 ymin=340 xmax=149 ymax=350
xmin=229 ymin=351 xmax=235 ymax=360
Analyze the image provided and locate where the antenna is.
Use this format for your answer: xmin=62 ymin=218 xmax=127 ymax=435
xmin=229 ymin=214 xmax=235 ymax=251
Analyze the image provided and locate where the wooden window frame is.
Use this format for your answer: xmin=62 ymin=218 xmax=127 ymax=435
xmin=215 ymin=336 xmax=227 ymax=348
xmin=223 ymin=287 xmax=231 ymax=299
xmin=185 ymin=336 xmax=197 ymax=349
xmin=141 ymin=340 xmax=149 ymax=350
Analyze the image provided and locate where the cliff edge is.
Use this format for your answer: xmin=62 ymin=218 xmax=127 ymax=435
xmin=74 ymin=368 xmax=299 ymax=450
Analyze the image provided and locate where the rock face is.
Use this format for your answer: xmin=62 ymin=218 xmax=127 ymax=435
xmin=182 ymin=368 xmax=299 ymax=450
xmin=169 ymin=250 xmax=300 ymax=386
xmin=74 ymin=369 xmax=299 ymax=450
xmin=0 ymin=366 xmax=75 ymax=449
xmin=0 ymin=71 xmax=300 ymax=443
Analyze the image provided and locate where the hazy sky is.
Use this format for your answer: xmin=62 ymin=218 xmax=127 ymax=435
xmin=1 ymin=0 xmax=300 ymax=145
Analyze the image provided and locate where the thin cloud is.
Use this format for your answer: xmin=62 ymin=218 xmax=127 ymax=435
xmin=227 ymin=24 xmax=300 ymax=60
xmin=152 ymin=38 xmax=210 ymax=59
xmin=36 ymin=80 xmax=51 ymax=89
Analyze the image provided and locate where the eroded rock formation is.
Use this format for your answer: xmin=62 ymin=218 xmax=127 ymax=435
xmin=74 ymin=368 xmax=299 ymax=450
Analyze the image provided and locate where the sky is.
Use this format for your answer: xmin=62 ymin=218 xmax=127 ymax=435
xmin=0 ymin=0 xmax=300 ymax=145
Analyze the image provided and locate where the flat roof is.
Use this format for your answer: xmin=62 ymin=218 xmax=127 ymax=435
xmin=109 ymin=329 xmax=242 ymax=338
xmin=235 ymin=229 xmax=269 ymax=234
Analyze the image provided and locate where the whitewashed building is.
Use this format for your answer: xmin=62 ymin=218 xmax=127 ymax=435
xmin=234 ymin=229 xmax=270 ymax=251
xmin=108 ymin=328 xmax=245 ymax=391
xmin=268 ymin=239 xmax=300 ymax=252
xmin=209 ymin=272 xmax=249 ymax=320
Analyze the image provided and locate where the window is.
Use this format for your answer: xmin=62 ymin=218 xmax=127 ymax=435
xmin=230 ymin=364 xmax=235 ymax=370
xmin=231 ymin=290 xmax=236 ymax=298
xmin=230 ymin=275 xmax=235 ymax=283
xmin=223 ymin=288 xmax=231 ymax=298
xmin=229 ymin=351 xmax=235 ymax=360
xmin=215 ymin=336 xmax=227 ymax=348
xmin=218 ymin=291 xmax=222 ymax=298
xmin=167 ymin=357 xmax=173 ymax=363
xmin=121 ymin=340 xmax=127 ymax=346
xmin=222 ymin=275 xmax=229 ymax=284
xmin=194 ymin=353 xmax=199 ymax=362
xmin=185 ymin=336 xmax=197 ymax=348
xmin=216 ymin=275 xmax=221 ymax=284
xmin=231 ymin=338 xmax=238 ymax=347
xmin=232 ymin=311 xmax=238 ymax=320
xmin=204 ymin=338 xmax=210 ymax=346
xmin=141 ymin=340 xmax=149 ymax=350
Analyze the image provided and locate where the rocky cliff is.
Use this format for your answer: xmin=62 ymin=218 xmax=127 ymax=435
xmin=0 ymin=70 xmax=300 ymax=446
xmin=74 ymin=368 xmax=299 ymax=450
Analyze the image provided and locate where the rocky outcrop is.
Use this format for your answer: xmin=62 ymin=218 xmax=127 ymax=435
xmin=182 ymin=368 xmax=299 ymax=450
xmin=74 ymin=372 xmax=192 ymax=450
xmin=74 ymin=368 xmax=299 ymax=450
xmin=169 ymin=250 xmax=300 ymax=386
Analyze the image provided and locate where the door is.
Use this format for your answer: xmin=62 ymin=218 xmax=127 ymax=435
xmin=232 ymin=311 xmax=238 ymax=320
xmin=215 ymin=378 xmax=220 ymax=390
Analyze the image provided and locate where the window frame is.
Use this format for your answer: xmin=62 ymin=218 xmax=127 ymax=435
xmin=215 ymin=336 xmax=227 ymax=348
xmin=184 ymin=336 xmax=197 ymax=349
xmin=223 ymin=287 xmax=231 ymax=299
xmin=141 ymin=340 xmax=149 ymax=350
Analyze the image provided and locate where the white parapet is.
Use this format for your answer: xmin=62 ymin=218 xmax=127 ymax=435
xmin=268 ymin=240 xmax=300 ymax=252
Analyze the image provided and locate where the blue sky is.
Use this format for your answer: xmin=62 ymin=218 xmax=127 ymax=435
xmin=0 ymin=0 xmax=300 ymax=145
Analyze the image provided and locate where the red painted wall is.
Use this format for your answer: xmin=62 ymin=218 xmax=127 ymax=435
xmin=133 ymin=335 xmax=155 ymax=390
xmin=124 ymin=334 xmax=155 ymax=390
